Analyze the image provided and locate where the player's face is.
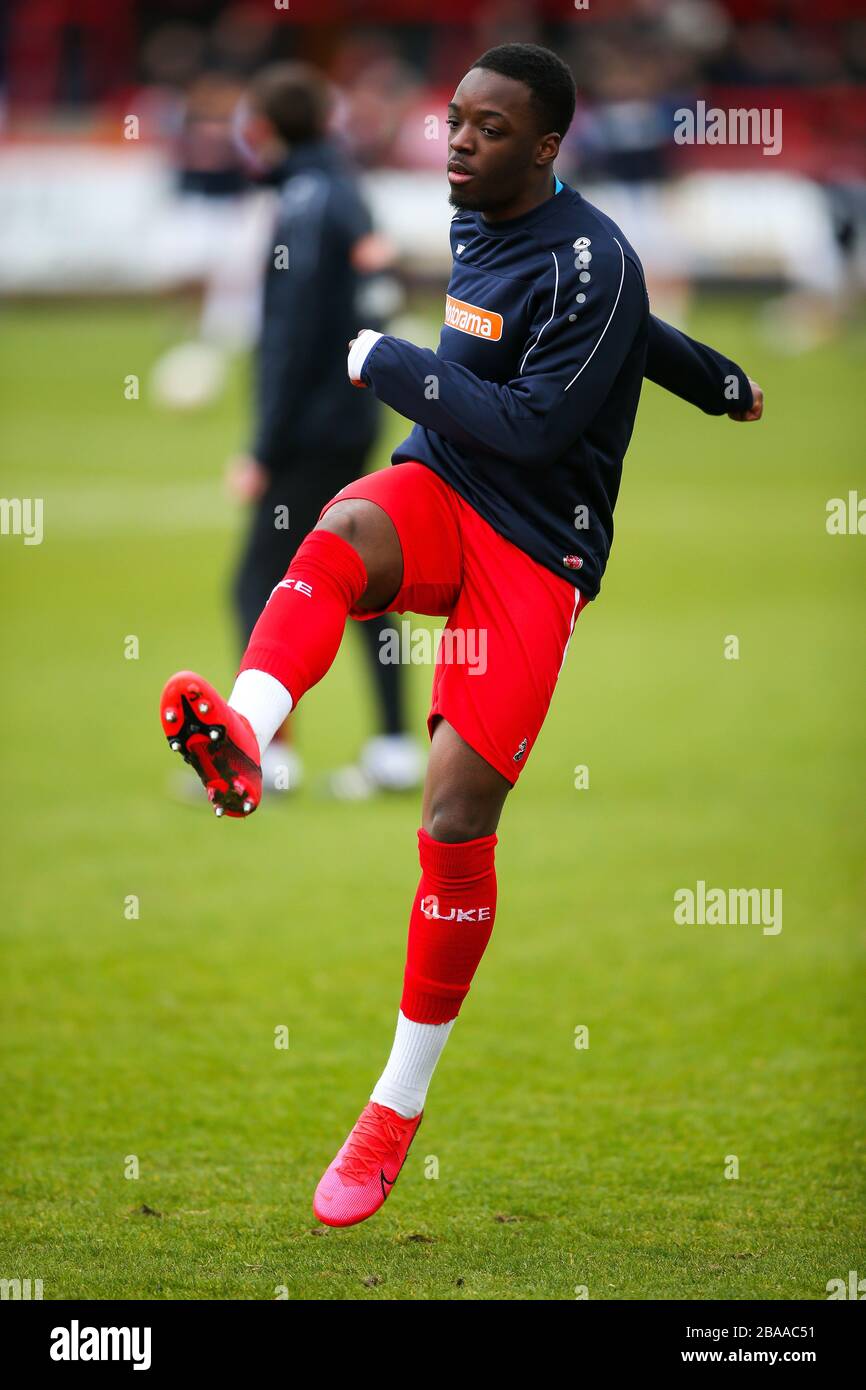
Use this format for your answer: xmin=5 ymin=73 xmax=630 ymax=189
xmin=446 ymin=68 xmax=555 ymax=216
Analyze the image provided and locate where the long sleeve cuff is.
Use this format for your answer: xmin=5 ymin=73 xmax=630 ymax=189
xmin=347 ymin=329 xmax=384 ymax=385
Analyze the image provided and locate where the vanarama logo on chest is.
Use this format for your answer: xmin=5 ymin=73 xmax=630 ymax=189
xmin=444 ymin=294 xmax=503 ymax=340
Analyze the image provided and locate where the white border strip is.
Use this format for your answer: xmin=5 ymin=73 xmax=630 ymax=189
xmin=564 ymin=238 xmax=626 ymax=392
xmin=556 ymin=588 xmax=583 ymax=680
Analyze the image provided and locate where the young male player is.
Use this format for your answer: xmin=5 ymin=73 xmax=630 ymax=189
xmin=160 ymin=44 xmax=763 ymax=1228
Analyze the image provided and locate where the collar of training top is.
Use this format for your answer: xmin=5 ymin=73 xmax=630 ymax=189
xmin=469 ymin=179 xmax=579 ymax=239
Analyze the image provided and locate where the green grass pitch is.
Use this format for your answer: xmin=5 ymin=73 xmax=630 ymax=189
xmin=1 ymin=299 xmax=864 ymax=1300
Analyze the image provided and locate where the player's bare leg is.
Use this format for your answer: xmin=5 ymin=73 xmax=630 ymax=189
xmin=420 ymin=717 xmax=510 ymax=842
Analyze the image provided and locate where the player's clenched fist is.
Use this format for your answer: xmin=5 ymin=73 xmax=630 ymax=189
xmin=729 ymin=379 xmax=764 ymax=422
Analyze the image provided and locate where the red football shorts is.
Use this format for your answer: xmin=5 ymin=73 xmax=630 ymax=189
xmin=320 ymin=462 xmax=587 ymax=784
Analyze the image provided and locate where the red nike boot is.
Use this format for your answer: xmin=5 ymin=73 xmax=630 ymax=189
xmin=313 ymin=1102 xmax=423 ymax=1228
xmin=160 ymin=671 xmax=261 ymax=818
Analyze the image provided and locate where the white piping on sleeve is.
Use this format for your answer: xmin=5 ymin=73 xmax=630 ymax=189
xmin=564 ymin=238 xmax=626 ymax=392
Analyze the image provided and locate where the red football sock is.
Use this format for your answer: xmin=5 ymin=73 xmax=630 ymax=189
xmin=400 ymin=828 xmax=498 ymax=1025
xmin=240 ymin=529 xmax=367 ymax=704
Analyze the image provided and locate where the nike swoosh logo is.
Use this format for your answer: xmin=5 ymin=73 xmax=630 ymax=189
xmin=378 ymin=1116 xmax=422 ymax=1201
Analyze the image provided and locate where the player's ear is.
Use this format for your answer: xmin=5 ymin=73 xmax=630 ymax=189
xmin=536 ymin=132 xmax=561 ymax=168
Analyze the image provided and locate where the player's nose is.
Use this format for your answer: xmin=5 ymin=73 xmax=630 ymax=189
xmin=448 ymin=125 xmax=474 ymax=154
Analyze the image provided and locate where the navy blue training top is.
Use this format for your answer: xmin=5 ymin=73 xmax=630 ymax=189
xmin=357 ymin=180 xmax=750 ymax=599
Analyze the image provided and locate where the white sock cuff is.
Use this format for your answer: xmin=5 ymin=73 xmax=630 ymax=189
xmin=228 ymin=669 xmax=293 ymax=759
xmin=370 ymin=1010 xmax=456 ymax=1119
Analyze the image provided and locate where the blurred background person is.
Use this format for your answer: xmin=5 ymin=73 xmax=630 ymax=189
xmin=226 ymin=61 xmax=423 ymax=798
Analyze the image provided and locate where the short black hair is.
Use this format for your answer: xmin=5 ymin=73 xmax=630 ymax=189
xmin=248 ymin=62 xmax=330 ymax=145
xmin=471 ymin=43 xmax=576 ymax=138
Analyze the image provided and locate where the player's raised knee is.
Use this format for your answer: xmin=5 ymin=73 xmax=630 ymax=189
xmin=317 ymin=498 xmax=402 ymax=611
xmin=316 ymin=498 xmax=386 ymax=551
xmin=424 ymin=798 xmax=498 ymax=844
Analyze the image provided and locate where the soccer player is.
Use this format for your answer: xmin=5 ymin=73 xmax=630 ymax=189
xmin=160 ymin=44 xmax=763 ymax=1227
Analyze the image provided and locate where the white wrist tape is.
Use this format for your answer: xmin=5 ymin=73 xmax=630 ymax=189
xmin=347 ymin=329 xmax=384 ymax=384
